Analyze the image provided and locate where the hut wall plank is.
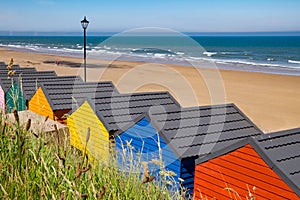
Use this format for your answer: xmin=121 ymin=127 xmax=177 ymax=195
xmin=0 ymin=86 xmax=5 ymax=113
xmin=181 ymin=157 xmax=196 ymax=195
xmin=115 ymin=117 xmax=181 ymax=183
xmin=6 ymin=82 xmax=27 ymax=112
xmin=194 ymin=144 xmax=299 ymax=200
xmin=28 ymin=87 xmax=54 ymax=120
xmin=67 ymin=101 xmax=110 ymax=161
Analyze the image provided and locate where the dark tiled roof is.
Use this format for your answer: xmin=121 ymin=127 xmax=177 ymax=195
xmin=149 ymin=103 xmax=262 ymax=159
xmin=0 ymin=70 xmax=56 ymax=78
xmin=15 ymin=76 xmax=83 ymax=100
xmin=0 ymin=71 xmax=57 ymax=91
xmin=0 ymin=79 xmax=14 ymax=91
xmin=195 ymin=128 xmax=300 ymax=197
xmin=254 ymin=128 xmax=300 ymax=196
xmin=0 ymin=64 xmax=20 ymax=68
xmin=0 ymin=65 xmax=36 ymax=71
xmin=0 ymin=67 xmax=36 ymax=74
xmin=92 ymin=91 xmax=181 ymax=132
xmin=41 ymin=81 xmax=119 ymax=111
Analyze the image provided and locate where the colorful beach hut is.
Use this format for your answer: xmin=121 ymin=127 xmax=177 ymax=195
xmin=29 ymin=81 xmax=118 ymax=124
xmin=5 ymin=75 xmax=82 ymax=113
xmin=113 ymin=104 xmax=262 ymax=194
xmin=4 ymin=71 xmax=57 ymax=112
xmin=0 ymin=67 xmax=36 ymax=112
xmin=0 ymin=66 xmax=39 ymax=112
xmin=0 ymin=70 xmax=56 ymax=112
xmin=194 ymin=128 xmax=300 ymax=199
xmin=67 ymin=91 xmax=180 ymax=161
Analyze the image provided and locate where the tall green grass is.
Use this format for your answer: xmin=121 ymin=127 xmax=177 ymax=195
xmin=0 ymin=112 xmax=186 ymax=199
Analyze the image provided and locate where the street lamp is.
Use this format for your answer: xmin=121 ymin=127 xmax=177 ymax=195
xmin=81 ymin=16 xmax=89 ymax=82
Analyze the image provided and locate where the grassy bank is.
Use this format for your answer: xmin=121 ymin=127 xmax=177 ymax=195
xmin=0 ymin=110 xmax=184 ymax=199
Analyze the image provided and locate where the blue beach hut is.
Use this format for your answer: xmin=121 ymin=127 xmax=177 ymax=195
xmin=114 ymin=103 xmax=263 ymax=194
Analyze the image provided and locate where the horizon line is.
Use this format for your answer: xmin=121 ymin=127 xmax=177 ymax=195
xmin=1 ymin=31 xmax=300 ymax=36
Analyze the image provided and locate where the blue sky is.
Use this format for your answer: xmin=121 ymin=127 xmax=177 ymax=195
xmin=1 ymin=0 xmax=300 ymax=33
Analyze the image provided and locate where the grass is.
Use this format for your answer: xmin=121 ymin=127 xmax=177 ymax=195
xmin=0 ymin=111 xmax=185 ymax=199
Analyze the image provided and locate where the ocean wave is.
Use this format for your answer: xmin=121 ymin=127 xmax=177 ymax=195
xmin=213 ymin=58 xmax=300 ymax=70
xmin=131 ymin=48 xmax=176 ymax=55
xmin=154 ymin=53 xmax=166 ymax=58
xmin=203 ymin=51 xmax=217 ymax=57
xmin=288 ymin=60 xmax=300 ymax=64
xmin=62 ymin=48 xmax=82 ymax=52
xmin=176 ymin=51 xmax=185 ymax=55
xmin=220 ymin=51 xmax=242 ymax=55
xmin=103 ymin=45 xmax=111 ymax=50
xmin=1 ymin=43 xmax=300 ymax=74
xmin=188 ymin=56 xmax=210 ymax=61
xmin=216 ymin=59 xmax=283 ymax=67
xmin=180 ymin=56 xmax=297 ymax=71
xmin=6 ymin=44 xmax=23 ymax=48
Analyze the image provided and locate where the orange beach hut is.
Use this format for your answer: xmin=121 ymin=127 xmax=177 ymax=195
xmin=194 ymin=128 xmax=300 ymax=199
xmin=28 ymin=81 xmax=118 ymax=123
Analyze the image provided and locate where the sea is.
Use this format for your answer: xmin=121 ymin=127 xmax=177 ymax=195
xmin=1 ymin=35 xmax=300 ymax=76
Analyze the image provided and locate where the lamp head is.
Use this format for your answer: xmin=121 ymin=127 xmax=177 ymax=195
xmin=81 ymin=16 xmax=89 ymax=29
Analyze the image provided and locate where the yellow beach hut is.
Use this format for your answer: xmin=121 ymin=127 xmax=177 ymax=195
xmin=67 ymin=91 xmax=180 ymax=161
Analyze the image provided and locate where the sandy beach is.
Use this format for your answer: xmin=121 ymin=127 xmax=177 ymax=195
xmin=1 ymin=47 xmax=300 ymax=133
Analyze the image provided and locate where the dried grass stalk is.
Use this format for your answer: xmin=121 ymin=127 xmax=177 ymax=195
xmin=1 ymin=121 xmax=7 ymax=135
xmin=86 ymin=127 xmax=90 ymax=143
xmin=44 ymin=116 xmax=49 ymax=123
xmin=98 ymin=186 xmax=106 ymax=199
xmin=25 ymin=119 xmax=31 ymax=131
xmin=13 ymin=109 xmax=19 ymax=123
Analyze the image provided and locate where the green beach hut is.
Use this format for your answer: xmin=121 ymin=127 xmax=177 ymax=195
xmin=5 ymin=71 xmax=57 ymax=112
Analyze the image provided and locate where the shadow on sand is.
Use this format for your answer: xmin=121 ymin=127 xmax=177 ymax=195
xmin=43 ymin=60 xmax=123 ymax=69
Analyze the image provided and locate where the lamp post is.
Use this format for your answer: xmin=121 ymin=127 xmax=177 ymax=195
xmin=81 ymin=16 xmax=89 ymax=82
